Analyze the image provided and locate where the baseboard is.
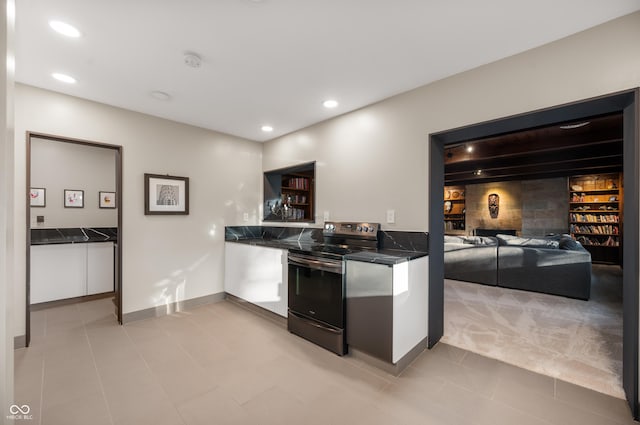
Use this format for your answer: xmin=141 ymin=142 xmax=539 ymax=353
xmin=31 ymin=292 xmax=116 ymax=311
xmin=349 ymin=336 xmax=428 ymax=376
xmin=122 ymin=292 xmax=226 ymax=323
xmin=14 ymin=335 xmax=26 ymax=349
xmin=225 ymin=293 xmax=287 ymax=328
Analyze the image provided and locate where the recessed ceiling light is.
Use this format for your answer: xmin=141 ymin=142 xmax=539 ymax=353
xmin=559 ymin=121 xmax=590 ymax=130
xmin=466 ymin=145 xmax=474 ymax=153
xmin=474 ymin=169 xmax=482 ymax=176
xmin=323 ymin=99 xmax=338 ymax=109
xmin=49 ymin=20 xmax=81 ymax=38
xmin=261 ymin=125 xmax=273 ymax=132
xmin=51 ymin=73 xmax=76 ymax=84
xmin=151 ymin=91 xmax=171 ymax=101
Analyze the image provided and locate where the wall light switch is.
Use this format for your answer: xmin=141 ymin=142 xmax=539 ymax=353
xmin=243 ymin=212 xmax=249 ymax=222
xmin=323 ymin=211 xmax=330 ymax=221
xmin=37 ymin=215 xmax=45 ymax=223
xmin=386 ymin=209 xmax=395 ymax=224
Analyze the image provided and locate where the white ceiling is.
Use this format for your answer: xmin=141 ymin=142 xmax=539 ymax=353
xmin=14 ymin=1 xmax=640 ymax=142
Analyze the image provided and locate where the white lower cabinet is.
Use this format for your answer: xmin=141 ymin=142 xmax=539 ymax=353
xmin=87 ymin=242 xmax=115 ymax=295
xmin=224 ymin=242 xmax=288 ymax=317
xmin=31 ymin=242 xmax=114 ymax=304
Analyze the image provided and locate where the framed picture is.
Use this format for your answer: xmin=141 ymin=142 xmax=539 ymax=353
xmin=99 ymin=191 xmax=116 ymax=209
xmin=64 ymin=189 xmax=84 ymax=208
xmin=144 ymin=173 xmax=189 ymax=215
xmin=30 ymin=187 xmax=46 ymax=207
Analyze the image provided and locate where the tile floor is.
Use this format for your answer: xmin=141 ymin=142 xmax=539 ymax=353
xmin=14 ymin=297 xmax=637 ymax=425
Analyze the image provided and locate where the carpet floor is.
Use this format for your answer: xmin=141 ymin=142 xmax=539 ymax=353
xmin=441 ymin=264 xmax=623 ymax=399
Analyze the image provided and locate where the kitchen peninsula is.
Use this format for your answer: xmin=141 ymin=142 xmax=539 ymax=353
xmin=224 ymin=224 xmax=429 ymax=374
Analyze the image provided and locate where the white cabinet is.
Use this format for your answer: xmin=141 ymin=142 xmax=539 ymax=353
xmin=87 ymin=242 xmax=115 ymax=295
xmin=31 ymin=244 xmax=87 ymax=304
xmin=31 ymin=242 xmax=114 ymax=304
xmin=224 ymin=242 xmax=288 ymax=317
xmin=346 ymin=256 xmax=428 ymax=364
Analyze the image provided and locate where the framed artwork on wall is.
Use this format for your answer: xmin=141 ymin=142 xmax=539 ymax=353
xmin=30 ymin=188 xmax=46 ymax=207
xmin=64 ymin=189 xmax=84 ymax=208
xmin=144 ymin=173 xmax=189 ymax=215
xmin=99 ymin=191 xmax=116 ymax=209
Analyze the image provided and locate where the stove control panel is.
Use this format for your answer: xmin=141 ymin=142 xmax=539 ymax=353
xmin=323 ymin=221 xmax=380 ymax=237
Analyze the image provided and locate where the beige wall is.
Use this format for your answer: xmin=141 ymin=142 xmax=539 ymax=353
xmin=30 ymin=137 xmax=118 ymax=228
xmin=13 ymin=84 xmax=263 ymax=335
xmin=1 ymin=0 xmax=14 ymax=417
xmin=263 ymin=12 xmax=640 ymax=231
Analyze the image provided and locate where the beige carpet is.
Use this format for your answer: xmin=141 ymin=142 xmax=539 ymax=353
xmin=441 ymin=264 xmax=624 ymax=398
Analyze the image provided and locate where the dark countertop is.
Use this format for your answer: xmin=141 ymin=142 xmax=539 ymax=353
xmin=225 ymin=238 xmax=314 ymax=251
xmin=225 ymin=238 xmax=427 ymax=264
xmin=31 ymin=227 xmax=118 ymax=245
xmin=344 ymin=249 xmax=428 ymax=265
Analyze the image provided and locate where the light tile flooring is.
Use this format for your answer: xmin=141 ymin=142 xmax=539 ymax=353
xmin=15 ymin=297 xmax=636 ymax=425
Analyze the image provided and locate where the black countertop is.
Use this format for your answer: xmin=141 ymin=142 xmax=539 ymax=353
xmin=225 ymin=238 xmax=427 ymax=264
xmin=343 ymin=249 xmax=427 ymax=265
xmin=31 ymin=227 xmax=118 ymax=245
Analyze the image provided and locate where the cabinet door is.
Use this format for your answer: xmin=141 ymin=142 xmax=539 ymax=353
xmin=31 ymin=244 xmax=87 ymax=304
xmin=87 ymin=242 xmax=115 ymax=295
xmin=224 ymin=242 xmax=288 ymax=317
xmin=345 ymin=260 xmax=393 ymax=362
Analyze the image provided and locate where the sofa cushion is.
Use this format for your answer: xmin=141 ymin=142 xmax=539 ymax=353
xmin=496 ymin=234 xmax=560 ymax=249
xmin=444 ymin=235 xmax=497 ymax=246
xmin=558 ymin=237 xmax=581 ymax=251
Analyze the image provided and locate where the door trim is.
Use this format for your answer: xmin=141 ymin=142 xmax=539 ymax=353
xmin=428 ymin=88 xmax=638 ymax=418
xmin=25 ymin=131 xmax=124 ymax=346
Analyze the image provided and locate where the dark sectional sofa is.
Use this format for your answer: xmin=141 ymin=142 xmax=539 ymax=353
xmin=444 ymin=234 xmax=592 ymax=300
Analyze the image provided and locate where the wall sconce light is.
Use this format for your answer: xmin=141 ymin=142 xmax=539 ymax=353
xmin=488 ymin=193 xmax=499 ymax=218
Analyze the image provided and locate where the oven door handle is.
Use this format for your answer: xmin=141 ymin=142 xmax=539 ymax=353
xmin=289 ymin=311 xmax=342 ymax=334
xmin=288 ymin=255 xmax=343 ymax=274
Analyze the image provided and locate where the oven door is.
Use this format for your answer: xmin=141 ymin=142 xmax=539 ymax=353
xmin=288 ymin=253 xmax=344 ymax=328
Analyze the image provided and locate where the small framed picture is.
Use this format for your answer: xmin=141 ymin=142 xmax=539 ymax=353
xmin=144 ymin=173 xmax=189 ymax=215
xmin=99 ymin=191 xmax=116 ymax=209
xmin=30 ymin=188 xmax=46 ymax=207
xmin=64 ymin=189 xmax=84 ymax=208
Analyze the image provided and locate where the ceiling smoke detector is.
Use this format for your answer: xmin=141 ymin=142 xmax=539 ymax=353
xmin=184 ymin=53 xmax=202 ymax=68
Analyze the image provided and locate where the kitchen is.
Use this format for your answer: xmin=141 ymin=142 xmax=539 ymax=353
xmin=5 ymin=7 xmax=640 ymax=424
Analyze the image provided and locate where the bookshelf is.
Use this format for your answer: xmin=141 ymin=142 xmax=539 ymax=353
xmin=264 ymin=162 xmax=315 ymax=222
xmin=444 ymin=185 xmax=465 ymax=235
xmin=568 ymin=173 xmax=622 ymax=264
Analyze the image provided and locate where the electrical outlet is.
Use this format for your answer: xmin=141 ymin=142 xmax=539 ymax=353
xmin=243 ymin=212 xmax=249 ymax=222
xmin=386 ymin=209 xmax=395 ymax=224
xmin=323 ymin=211 xmax=330 ymax=221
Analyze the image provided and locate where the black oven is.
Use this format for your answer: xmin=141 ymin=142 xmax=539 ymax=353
xmin=286 ymin=221 xmax=381 ymax=356
xmin=287 ymin=252 xmax=346 ymax=355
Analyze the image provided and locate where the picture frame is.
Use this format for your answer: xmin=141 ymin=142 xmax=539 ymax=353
xmin=99 ymin=191 xmax=116 ymax=209
xmin=64 ymin=189 xmax=84 ymax=208
xmin=144 ymin=173 xmax=189 ymax=215
xmin=30 ymin=187 xmax=46 ymax=207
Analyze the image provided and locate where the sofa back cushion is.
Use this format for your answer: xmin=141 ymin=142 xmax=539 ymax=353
xmin=445 ymin=235 xmax=497 ymax=246
xmin=496 ymin=234 xmax=560 ymax=249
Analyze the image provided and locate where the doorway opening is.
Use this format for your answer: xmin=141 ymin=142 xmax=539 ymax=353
xmin=25 ymin=132 xmax=123 ymax=346
xmin=428 ymin=89 xmax=639 ymax=418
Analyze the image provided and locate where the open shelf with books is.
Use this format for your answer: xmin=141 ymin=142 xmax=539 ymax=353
xmin=444 ymin=185 xmax=465 ymax=235
xmin=264 ymin=162 xmax=315 ymax=222
xmin=568 ymin=173 xmax=622 ymax=264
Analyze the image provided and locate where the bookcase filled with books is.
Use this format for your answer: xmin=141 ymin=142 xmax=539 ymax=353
xmin=264 ymin=162 xmax=315 ymax=222
xmin=444 ymin=185 xmax=465 ymax=235
xmin=568 ymin=173 xmax=622 ymax=264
